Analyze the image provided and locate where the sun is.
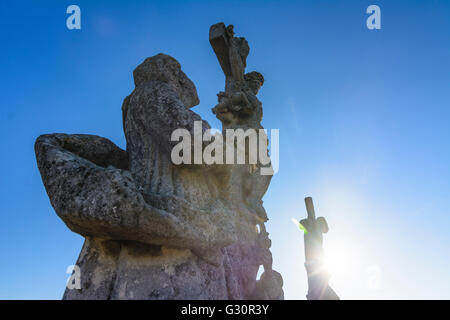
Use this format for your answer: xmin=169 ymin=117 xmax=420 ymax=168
xmin=323 ymin=245 xmax=355 ymax=277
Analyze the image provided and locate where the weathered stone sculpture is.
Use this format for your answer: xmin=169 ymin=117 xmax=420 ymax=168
xmin=35 ymin=23 xmax=283 ymax=300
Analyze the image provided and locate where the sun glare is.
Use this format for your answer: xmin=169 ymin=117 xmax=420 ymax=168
xmin=323 ymin=245 xmax=355 ymax=277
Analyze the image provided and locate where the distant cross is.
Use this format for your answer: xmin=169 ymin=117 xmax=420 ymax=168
xmin=300 ymin=197 xmax=339 ymax=300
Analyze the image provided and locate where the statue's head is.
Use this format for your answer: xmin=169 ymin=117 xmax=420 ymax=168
xmin=245 ymin=72 xmax=264 ymax=95
xmin=226 ymin=24 xmax=235 ymax=37
xmin=133 ymin=53 xmax=199 ymax=108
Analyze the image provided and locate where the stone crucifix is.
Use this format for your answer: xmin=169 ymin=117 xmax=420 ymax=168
xmin=301 ymin=197 xmax=339 ymax=300
xmin=209 ymin=23 xmax=264 ymax=131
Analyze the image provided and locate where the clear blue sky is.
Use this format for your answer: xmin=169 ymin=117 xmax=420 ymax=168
xmin=0 ymin=0 xmax=449 ymax=299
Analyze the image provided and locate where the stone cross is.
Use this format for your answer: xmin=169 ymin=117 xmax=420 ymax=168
xmin=301 ymin=197 xmax=339 ymax=300
xmin=209 ymin=23 xmax=248 ymax=93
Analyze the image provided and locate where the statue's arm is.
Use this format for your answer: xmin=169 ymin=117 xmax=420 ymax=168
xmin=35 ymin=133 xmax=238 ymax=252
xmin=35 ymin=133 xmax=140 ymax=239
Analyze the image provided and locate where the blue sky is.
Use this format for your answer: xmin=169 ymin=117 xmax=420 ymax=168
xmin=0 ymin=0 xmax=449 ymax=299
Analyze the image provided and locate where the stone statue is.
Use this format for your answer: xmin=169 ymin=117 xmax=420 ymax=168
xmin=35 ymin=23 xmax=283 ymax=299
xmin=301 ymin=197 xmax=339 ymax=300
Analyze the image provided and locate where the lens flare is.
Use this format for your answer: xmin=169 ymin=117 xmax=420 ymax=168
xmin=291 ymin=218 xmax=308 ymax=234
